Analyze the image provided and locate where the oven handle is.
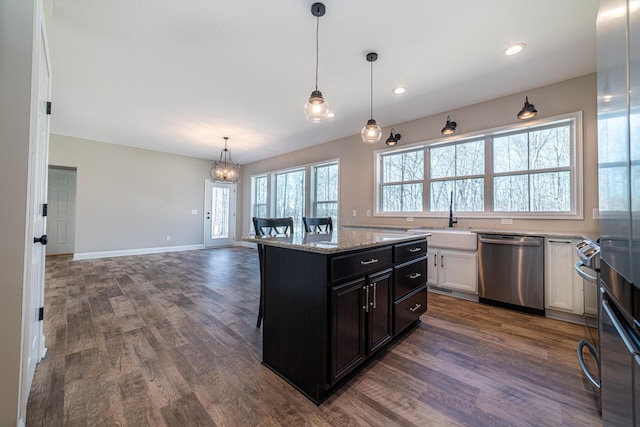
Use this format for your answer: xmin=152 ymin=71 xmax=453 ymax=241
xmin=574 ymin=261 xmax=598 ymax=283
xmin=576 ymin=338 xmax=600 ymax=389
xmin=602 ymin=298 xmax=640 ymax=357
xmin=478 ymin=236 xmax=541 ymax=246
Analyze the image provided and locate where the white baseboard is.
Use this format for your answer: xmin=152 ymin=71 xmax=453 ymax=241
xmin=235 ymin=241 xmax=256 ymax=249
xmin=73 ymin=244 xmax=205 ymax=260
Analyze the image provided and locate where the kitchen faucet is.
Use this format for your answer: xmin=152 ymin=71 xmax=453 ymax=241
xmin=448 ymin=191 xmax=457 ymax=228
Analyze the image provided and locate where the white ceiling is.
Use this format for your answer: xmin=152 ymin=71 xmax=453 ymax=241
xmin=47 ymin=0 xmax=599 ymax=165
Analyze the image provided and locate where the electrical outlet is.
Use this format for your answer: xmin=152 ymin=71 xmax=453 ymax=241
xmin=366 ymin=209 xmax=371 ymax=217
xmin=352 ymin=210 xmax=357 ymax=217
xmin=501 ymin=219 xmax=513 ymax=225
xmin=191 ymin=209 xmax=198 ymax=215
xmin=593 ymin=208 xmax=600 ymax=219
xmin=406 ymin=217 xmax=414 ymax=222
xmin=166 ymin=235 xmax=171 ymax=241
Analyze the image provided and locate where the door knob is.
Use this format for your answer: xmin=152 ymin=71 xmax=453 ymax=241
xmin=34 ymin=235 xmax=48 ymax=245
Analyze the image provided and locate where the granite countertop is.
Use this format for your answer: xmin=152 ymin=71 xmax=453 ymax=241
xmin=342 ymin=224 xmax=595 ymax=241
xmin=241 ymin=228 xmax=431 ymax=255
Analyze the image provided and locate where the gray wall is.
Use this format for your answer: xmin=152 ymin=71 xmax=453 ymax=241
xmin=0 ymin=0 xmax=36 ymax=424
xmin=241 ymin=74 xmax=599 ymax=237
xmin=49 ymin=135 xmax=217 ymax=254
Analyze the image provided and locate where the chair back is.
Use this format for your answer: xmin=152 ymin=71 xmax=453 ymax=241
xmin=253 ymin=217 xmax=294 ymax=236
xmin=302 ymin=216 xmax=333 ymax=233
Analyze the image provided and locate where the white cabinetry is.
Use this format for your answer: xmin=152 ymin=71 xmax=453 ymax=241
xmin=545 ymin=238 xmax=596 ymax=315
xmin=427 ymin=248 xmax=478 ymax=294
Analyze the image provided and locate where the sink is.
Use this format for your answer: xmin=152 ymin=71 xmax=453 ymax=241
xmin=408 ymin=228 xmax=477 ymax=251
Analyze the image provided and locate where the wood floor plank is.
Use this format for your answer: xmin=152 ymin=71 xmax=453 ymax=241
xmin=26 ymin=248 xmax=602 ymax=427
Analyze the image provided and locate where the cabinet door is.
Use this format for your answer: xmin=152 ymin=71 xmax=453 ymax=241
xmin=330 ymin=279 xmax=366 ymax=384
xmin=545 ymin=239 xmax=584 ymax=314
xmin=426 ymin=249 xmax=438 ymax=286
xmin=439 ymin=250 xmax=478 ymax=294
xmin=367 ymin=270 xmax=392 ymax=354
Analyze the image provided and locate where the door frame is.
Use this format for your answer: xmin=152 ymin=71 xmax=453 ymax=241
xmin=18 ymin=1 xmax=50 ymax=423
xmin=203 ymin=180 xmax=237 ymax=247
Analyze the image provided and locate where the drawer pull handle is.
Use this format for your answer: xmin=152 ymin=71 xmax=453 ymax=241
xmin=409 ymin=303 xmax=422 ymax=312
xmin=408 ymin=272 xmax=422 ymax=279
xmin=409 ymin=247 xmax=422 ymax=253
xmin=361 ymin=258 xmax=379 ymax=266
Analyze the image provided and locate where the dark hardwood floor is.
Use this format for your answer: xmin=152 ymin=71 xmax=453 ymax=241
xmin=27 ymin=247 xmax=601 ymax=426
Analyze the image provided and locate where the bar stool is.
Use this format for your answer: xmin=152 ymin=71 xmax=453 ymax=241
xmin=252 ymin=217 xmax=294 ymax=328
xmin=302 ymin=216 xmax=333 ymax=233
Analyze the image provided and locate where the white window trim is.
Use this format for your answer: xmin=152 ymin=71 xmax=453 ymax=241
xmin=374 ymin=112 xmax=584 ymax=220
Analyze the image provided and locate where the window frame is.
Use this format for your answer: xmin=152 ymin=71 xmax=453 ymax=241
xmin=374 ymin=112 xmax=584 ymax=219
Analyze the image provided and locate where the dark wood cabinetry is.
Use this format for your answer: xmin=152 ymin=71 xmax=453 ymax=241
xmin=260 ymin=237 xmax=427 ymax=404
xmin=329 ymin=269 xmax=393 ymax=384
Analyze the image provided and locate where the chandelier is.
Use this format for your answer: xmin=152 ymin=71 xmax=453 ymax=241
xmin=210 ymin=137 xmax=240 ymax=183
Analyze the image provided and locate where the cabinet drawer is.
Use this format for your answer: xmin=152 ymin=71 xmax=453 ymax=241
xmin=331 ymin=246 xmax=393 ymax=283
xmin=394 ymin=285 xmax=427 ymax=335
xmin=394 ymin=239 xmax=427 ymax=264
xmin=394 ymin=256 xmax=427 ymax=300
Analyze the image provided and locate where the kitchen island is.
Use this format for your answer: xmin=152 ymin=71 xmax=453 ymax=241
xmin=242 ymin=228 xmax=430 ymax=404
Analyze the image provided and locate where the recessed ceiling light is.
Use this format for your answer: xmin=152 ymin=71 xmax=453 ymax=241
xmin=505 ymin=43 xmax=526 ymax=56
xmin=392 ymin=87 xmax=406 ymax=94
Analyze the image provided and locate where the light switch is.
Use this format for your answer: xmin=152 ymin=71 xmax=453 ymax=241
xmin=191 ymin=209 xmax=198 ymax=215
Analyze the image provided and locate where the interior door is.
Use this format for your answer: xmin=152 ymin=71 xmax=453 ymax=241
xmin=204 ymin=180 xmax=236 ymax=247
xmin=21 ymin=11 xmax=51 ymax=422
xmin=47 ymin=167 xmax=77 ymax=255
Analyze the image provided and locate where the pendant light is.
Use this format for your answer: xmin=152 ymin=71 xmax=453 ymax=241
xmin=304 ymin=3 xmax=331 ymax=123
xmin=517 ymin=96 xmax=538 ymax=120
xmin=361 ymin=52 xmax=382 ymax=144
xmin=441 ymin=116 xmax=457 ymax=135
xmin=210 ymin=137 xmax=241 ymax=183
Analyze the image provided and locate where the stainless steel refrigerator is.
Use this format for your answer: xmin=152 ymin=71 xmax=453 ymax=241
xmin=596 ymin=0 xmax=640 ymax=425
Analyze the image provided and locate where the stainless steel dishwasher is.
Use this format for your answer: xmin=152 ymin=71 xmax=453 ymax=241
xmin=478 ymin=234 xmax=545 ymax=315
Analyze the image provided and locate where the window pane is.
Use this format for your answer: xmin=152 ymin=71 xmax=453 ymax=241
xmin=315 ymin=163 xmax=338 ymax=201
xmin=382 ymin=184 xmax=422 ymax=212
xmin=494 ymin=175 xmax=529 ymax=211
xmin=210 ymin=187 xmax=229 ymax=239
xmin=383 ymin=150 xmax=423 ymax=183
xmin=529 ymin=126 xmax=570 ymax=170
xmin=430 ymin=145 xmax=455 ymax=179
xmin=456 ymin=140 xmax=484 ymax=176
xmin=316 ymin=202 xmax=338 ymax=227
xmin=530 ymin=171 xmax=571 ymax=212
xmin=430 ymin=181 xmax=454 ymax=212
xmin=430 ymin=179 xmax=484 ymax=212
xmin=255 ymin=176 xmax=267 ymax=204
xmin=254 ymin=204 xmax=267 ymax=218
xmin=275 ymin=170 xmax=305 ymax=232
xmin=493 ymin=134 xmax=528 ymax=173
xmin=456 ymin=178 xmax=484 ymax=212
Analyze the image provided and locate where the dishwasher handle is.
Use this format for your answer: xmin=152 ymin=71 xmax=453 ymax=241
xmin=478 ymin=236 xmax=542 ymax=247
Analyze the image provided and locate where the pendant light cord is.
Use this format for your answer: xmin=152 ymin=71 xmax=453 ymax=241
xmin=315 ymin=15 xmax=319 ymax=91
xmin=370 ymin=60 xmax=374 ymax=119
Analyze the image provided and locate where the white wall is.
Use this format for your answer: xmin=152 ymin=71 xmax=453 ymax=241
xmin=0 ymin=0 xmax=36 ymax=424
xmin=49 ymin=134 xmax=217 ymax=254
xmin=241 ymin=74 xmax=599 ymax=237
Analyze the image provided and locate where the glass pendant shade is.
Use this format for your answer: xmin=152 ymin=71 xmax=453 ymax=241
xmin=304 ymin=90 xmax=331 ymax=122
xmin=361 ymin=119 xmax=382 ymax=144
xmin=517 ymin=96 xmax=538 ymax=120
xmin=210 ymin=138 xmax=240 ymax=183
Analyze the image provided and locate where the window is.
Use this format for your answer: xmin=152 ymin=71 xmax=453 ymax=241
xmin=379 ymin=149 xmax=424 ymax=212
xmin=252 ymin=175 xmax=268 ymax=218
xmin=250 ymin=160 xmax=339 ymax=233
xmin=274 ymin=169 xmax=305 ymax=232
xmin=312 ymin=162 xmax=339 ymax=226
xmin=430 ymin=139 xmax=484 ymax=212
xmin=375 ymin=113 xmax=582 ymax=218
